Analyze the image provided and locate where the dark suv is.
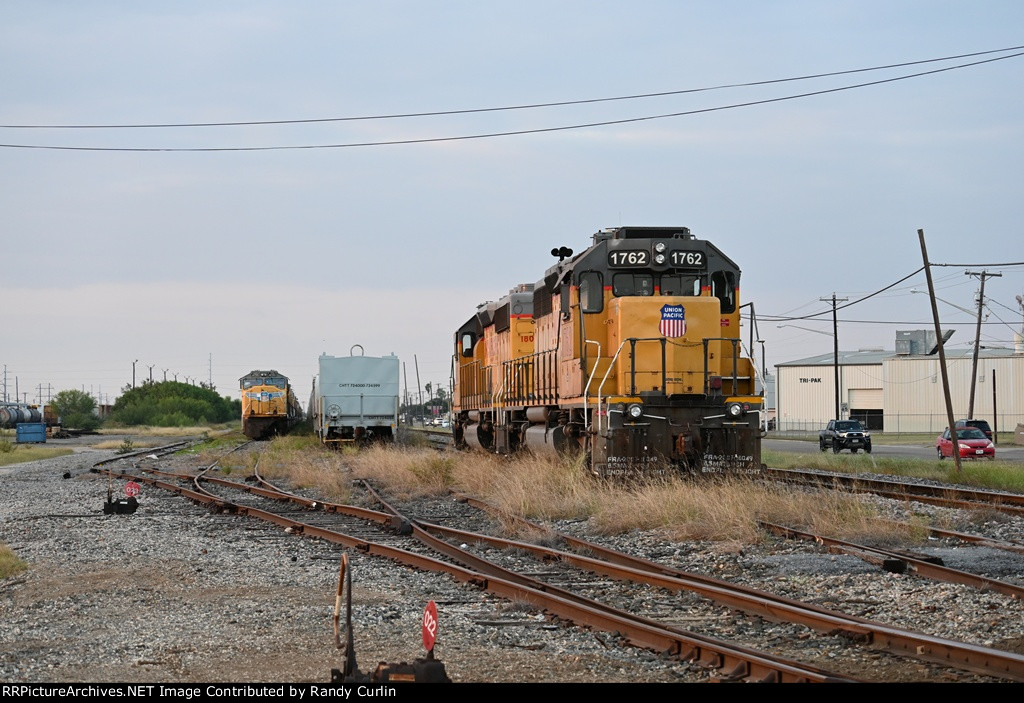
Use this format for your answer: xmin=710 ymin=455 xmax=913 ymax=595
xmin=955 ymin=419 xmax=993 ymax=441
xmin=819 ymin=419 xmax=872 ymax=454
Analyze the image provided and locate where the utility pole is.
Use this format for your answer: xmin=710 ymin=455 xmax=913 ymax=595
xmin=919 ymin=229 xmax=962 ymax=475
xmin=820 ymin=293 xmax=847 ymax=420
xmin=132 ymin=359 xmax=139 ymax=389
xmin=965 ymin=270 xmax=1000 ymax=419
xmin=414 ymin=355 xmax=423 ymax=420
xmin=148 ymin=364 xmax=155 ymax=383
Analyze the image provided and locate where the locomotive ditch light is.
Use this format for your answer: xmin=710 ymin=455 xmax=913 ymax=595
xmin=627 ymin=403 xmax=644 ymax=419
xmin=726 ymin=402 xmax=747 ymax=418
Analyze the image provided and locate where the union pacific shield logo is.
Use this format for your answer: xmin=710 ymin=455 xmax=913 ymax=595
xmin=659 ymin=304 xmax=686 ymax=338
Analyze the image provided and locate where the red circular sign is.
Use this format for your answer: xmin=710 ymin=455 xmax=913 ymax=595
xmin=124 ymin=481 xmax=141 ymax=498
xmin=422 ymin=601 xmax=438 ymax=651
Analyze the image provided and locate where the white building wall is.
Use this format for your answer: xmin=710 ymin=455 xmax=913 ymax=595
xmin=776 ymin=352 xmax=1024 ymax=434
xmin=884 ymin=354 xmax=1024 ymax=433
xmin=776 ymin=364 xmax=881 ymax=432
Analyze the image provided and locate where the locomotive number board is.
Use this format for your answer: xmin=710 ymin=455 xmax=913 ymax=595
xmin=607 ymin=250 xmax=705 ymax=268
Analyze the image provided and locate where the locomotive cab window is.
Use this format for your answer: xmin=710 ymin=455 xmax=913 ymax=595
xmin=660 ymin=274 xmax=700 ymax=296
xmin=711 ymin=270 xmax=736 ymax=313
xmin=460 ymin=333 xmax=475 ymax=357
xmin=579 ymin=271 xmax=603 ymax=313
xmin=612 ymin=273 xmax=653 ymax=297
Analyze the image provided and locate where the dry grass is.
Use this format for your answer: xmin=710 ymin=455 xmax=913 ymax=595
xmin=586 ymin=476 xmax=915 ymax=544
xmin=0 ymin=544 xmax=27 ymax=579
xmin=257 ymin=435 xmax=352 ymax=502
xmin=333 ymin=445 xmax=914 ymax=545
xmin=345 ymin=445 xmax=458 ymax=499
xmin=0 ymin=444 xmax=73 ymax=467
xmin=99 ymin=424 xmax=237 ymax=437
xmin=91 ymin=438 xmax=166 ymax=450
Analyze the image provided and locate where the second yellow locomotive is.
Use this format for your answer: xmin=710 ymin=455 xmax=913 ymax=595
xmin=452 ymin=226 xmax=763 ymax=476
xmin=239 ymin=369 xmax=303 ymax=440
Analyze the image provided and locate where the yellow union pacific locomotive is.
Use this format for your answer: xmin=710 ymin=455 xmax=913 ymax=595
xmin=452 ymin=226 xmax=763 ymax=476
xmin=239 ymin=370 xmax=303 ymax=440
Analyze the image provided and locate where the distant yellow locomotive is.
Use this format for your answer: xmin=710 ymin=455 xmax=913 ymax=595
xmin=452 ymin=226 xmax=763 ymax=476
xmin=239 ymin=370 xmax=303 ymax=440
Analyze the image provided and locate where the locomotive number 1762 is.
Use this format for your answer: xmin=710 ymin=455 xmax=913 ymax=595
xmin=608 ymin=250 xmax=649 ymax=267
xmin=608 ymin=249 xmax=706 ymax=268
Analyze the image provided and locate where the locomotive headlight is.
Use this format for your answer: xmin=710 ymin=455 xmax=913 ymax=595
xmin=627 ymin=403 xmax=644 ymax=419
xmin=654 ymin=253 xmax=666 ymax=264
xmin=654 ymin=242 xmax=667 ymax=253
xmin=726 ymin=402 xmax=746 ymax=418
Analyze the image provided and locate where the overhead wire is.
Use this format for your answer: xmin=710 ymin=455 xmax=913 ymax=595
xmin=4 ymin=45 xmax=1022 ymax=130
xmin=760 ymin=260 xmax=1023 ymax=325
xmin=2 ymin=48 xmax=1023 ymax=152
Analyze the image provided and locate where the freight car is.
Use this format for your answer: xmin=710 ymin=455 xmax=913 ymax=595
xmin=452 ymin=226 xmax=763 ymax=477
xmin=239 ymin=370 xmax=303 ymax=440
xmin=309 ymin=346 xmax=400 ymax=446
xmin=0 ymin=404 xmax=43 ymax=428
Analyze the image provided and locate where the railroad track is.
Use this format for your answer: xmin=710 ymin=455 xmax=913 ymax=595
xmin=93 ymin=443 xmax=1024 ymax=683
xmin=764 ymin=467 xmax=1024 ymax=516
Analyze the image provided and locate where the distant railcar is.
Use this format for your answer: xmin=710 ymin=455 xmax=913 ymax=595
xmin=309 ymin=346 xmax=400 ymax=446
xmin=239 ymin=370 xmax=303 ymax=440
xmin=452 ymin=226 xmax=764 ymax=477
xmin=0 ymin=404 xmax=43 ymax=428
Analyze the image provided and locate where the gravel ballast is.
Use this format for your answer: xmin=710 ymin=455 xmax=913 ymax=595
xmin=2 ymin=443 xmax=1024 ymax=684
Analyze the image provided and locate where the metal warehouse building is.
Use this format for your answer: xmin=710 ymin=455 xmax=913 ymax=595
xmin=775 ymin=330 xmax=1024 ymax=434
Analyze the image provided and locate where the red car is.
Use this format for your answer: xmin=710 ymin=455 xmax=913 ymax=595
xmin=936 ymin=427 xmax=995 ymax=460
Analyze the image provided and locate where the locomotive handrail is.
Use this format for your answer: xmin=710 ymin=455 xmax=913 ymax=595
xmin=625 ymin=338 xmax=668 ymax=396
xmin=459 ymin=359 xmax=489 ymax=410
xmin=502 ymin=349 xmax=557 ymax=406
xmin=581 ymin=340 xmax=601 ymax=434
xmin=491 ymin=374 xmax=507 ymax=424
xmin=595 ymin=341 xmax=628 ymax=435
xmin=702 ymin=337 xmax=743 ymax=395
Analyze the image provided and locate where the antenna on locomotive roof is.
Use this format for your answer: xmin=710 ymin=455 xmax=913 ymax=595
xmin=551 ymin=246 xmax=573 ymax=262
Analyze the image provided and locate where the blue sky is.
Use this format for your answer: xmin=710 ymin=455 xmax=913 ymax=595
xmin=2 ymin=2 xmax=1022 ymax=405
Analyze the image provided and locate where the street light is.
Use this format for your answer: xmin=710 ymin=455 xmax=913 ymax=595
xmin=132 ymin=359 xmax=138 ymax=389
xmin=910 ymin=289 xmax=986 ymax=318
xmin=776 ymin=324 xmax=832 ymax=337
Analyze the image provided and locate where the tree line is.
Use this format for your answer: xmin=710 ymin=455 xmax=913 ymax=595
xmin=50 ymin=381 xmax=241 ymax=429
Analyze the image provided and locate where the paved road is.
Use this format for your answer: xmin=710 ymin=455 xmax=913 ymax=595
xmin=764 ymin=438 xmax=1024 ymax=463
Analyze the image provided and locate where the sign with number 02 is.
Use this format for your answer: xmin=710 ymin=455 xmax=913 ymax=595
xmin=422 ymin=600 xmax=438 ymax=651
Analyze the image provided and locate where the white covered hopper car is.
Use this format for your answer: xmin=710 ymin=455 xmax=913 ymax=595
xmin=310 ymin=346 xmax=400 ymax=446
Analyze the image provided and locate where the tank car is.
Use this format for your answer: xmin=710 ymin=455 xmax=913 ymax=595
xmin=452 ymin=226 xmax=763 ymax=477
xmin=309 ymin=346 xmax=400 ymax=446
xmin=239 ymin=370 xmax=303 ymax=440
xmin=0 ymin=404 xmax=43 ymax=428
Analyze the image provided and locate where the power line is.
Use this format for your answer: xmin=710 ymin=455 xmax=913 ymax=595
xmin=759 ymin=260 xmax=1023 ymax=324
xmin=4 ymin=45 xmax=1021 ymax=130
xmin=3 ymin=49 xmax=1023 ymax=152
